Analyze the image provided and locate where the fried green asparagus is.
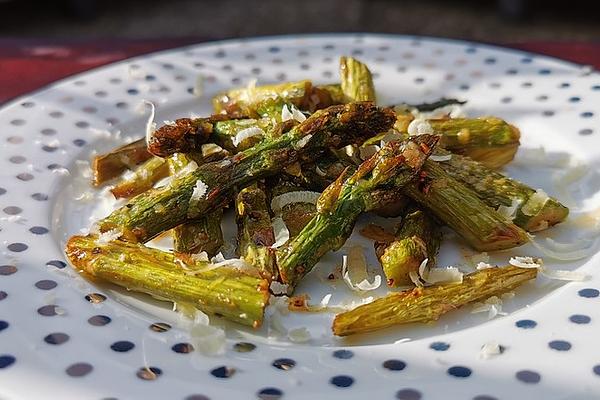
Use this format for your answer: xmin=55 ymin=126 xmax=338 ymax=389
xmin=236 ymin=183 xmax=276 ymax=279
xmin=110 ymin=157 xmax=170 ymax=199
xmin=99 ymin=102 xmax=396 ymax=242
xmin=169 ymin=153 xmax=225 ymax=256
xmin=92 ymin=138 xmax=152 ymax=185
xmin=332 ymin=266 xmax=537 ymax=336
xmin=405 ymin=160 xmax=529 ymax=251
xmin=437 ymin=151 xmax=569 ymax=231
xmin=376 ymin=206 xmax=442 ymax=287
xmin=277 ymin=135 xmax=438 ymax=288
xmin=339 ymin=56 xmax=376 ymax=102
xmin=65 ymin=235 xmax=270 ymax=327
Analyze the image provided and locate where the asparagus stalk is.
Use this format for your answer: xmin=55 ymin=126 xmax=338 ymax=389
xmin=277 ymin=135 xmax=438 ymax=288
xmin=110 ymin=157 xmax=170 ymax=199
xmin=212 ymin=80 xmax=333 ymax=117
xmin=376 ymin=206 xmax=442 ymax=287
xmin=99 ymin=102 xmax=396 ymax=243
xmin=332 ymin=266 xmax=537 ymax=336
xmin=438 ymin=151 xmax=569 ymax=231
xmin=395 ymin=116 xmax=521 ymax=169
xmin=236 ymin=183 xmax=276 ymax=279
xmin=316 ymin=84 xmax=346 ymax=104
xmin=92 ymin=138 xmax=152 ymax=185
xmin=339 ymin=56 xmax=376 ymax=102
xmin=169 ymin=154 xmax=225 ymax=257
xmin=405 ymin=160 xmax=529 ymax=251
xmin=65 ymin=235 xmax=270 ymax=327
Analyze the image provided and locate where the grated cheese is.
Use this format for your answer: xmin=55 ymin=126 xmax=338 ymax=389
xmin=95 ymin=229 xmax=122 ymax=245
xmin=497 ymin=198 xmax=522 ymax=221
xmin=232 ymin=126 xmax=265 ymax=147
xmin=430 ymin=154 xmax=452 ymax=162
xmin=143 ymin=100 xmax=156 ymax=146
xmin=271 ymin=191 xmax=321 ymax=215
xmin=271 ymin=217 xmax=290 ymax=249
xmin=480 ymin=341 xmax=504 ymax=359
xmin=341 ymin=246 xmax=382 ymax=292
xmin=190 ymin=179 xmax=208 ymax=202
xmin=407 ymin=118 xmax=433 ymax=135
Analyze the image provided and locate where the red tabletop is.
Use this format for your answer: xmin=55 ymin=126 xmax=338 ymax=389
xmin=0 ymin=38 xmax=598 ymax=105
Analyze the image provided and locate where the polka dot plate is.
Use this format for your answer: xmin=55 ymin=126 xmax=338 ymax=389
xmin=1 ymin=34 xmax=600 ymax=399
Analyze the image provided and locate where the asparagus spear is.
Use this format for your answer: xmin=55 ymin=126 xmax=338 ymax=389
xmin=236 ymin=183 xmax=276 ymax=279
xmin=332 ymin=266 xmax=537 ymax=336
xmin=316 ymin=84 xmax=346 ymax=104
xmin=405 ymin=160 xmax=529 ymax=251
xmin=277 ymin=135 xmax=438 ymax=288
xmin=65 ymin=235 xmax=269 ymax=327
xmin=395 ymin=115 xmax=521 ymax=169
xmin=339 ymin=56 xmax=376 ymax=102
xmin=110 ymin=157 xmax=170 ymax=199
xmin=376 ymin=206 xmax=442 ymax=287
xmin=213 ymin=80 xmax=333 ymax=117
xmin=169 ymin=153 xmax=225 ymax=257
xmin=92 ymin=138 xmax=152 ymax=185
xmin=438 ymin=151 xmax=569 ymax=231
xmin=99 ymin=102 xmax=396 ymax=243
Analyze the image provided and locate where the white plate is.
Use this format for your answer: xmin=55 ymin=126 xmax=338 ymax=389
xmin=1 ymin=34 xmax=600 ymax=400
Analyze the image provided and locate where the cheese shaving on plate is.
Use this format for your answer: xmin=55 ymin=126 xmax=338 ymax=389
xmin=509 ymin=255 xmax=589 ymax=281
xmin=480 ymin=341 xmax=504 ymax=359
xmin=271 ymin=191 xmax=321 ymax=214
xmin=270 ymin=217 xmax=290 ymax=248
xmin=471 ymin=296 xmax=506 ymax=319
xmin=143 ymin=100 xmax=156 ymax=146
xmin=418 ymin=258 xmax=463 ymax=284
xmin=232 ymin=126 xmax=265 ymax=147
xmin=341 ymin=246 xmax=382 ymax=292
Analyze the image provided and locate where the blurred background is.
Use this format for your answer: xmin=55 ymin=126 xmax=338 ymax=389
xmin=1 ymin=0 xmax=599 ymax=41
xmin=0 ymin=0 xmax=598 ymax=103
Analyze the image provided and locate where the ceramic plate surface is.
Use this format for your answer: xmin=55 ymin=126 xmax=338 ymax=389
xmin=1 ymin=34 xmax=600 ymax=400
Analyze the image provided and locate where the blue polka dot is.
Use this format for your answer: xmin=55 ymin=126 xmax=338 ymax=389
xmin=459 ymin=84 xmax=470 ymax=91
xmin=332 ymin=349 xmax=354 ymax=359
xmin=516 ymin=319 xmax=537 ymax=329
xmin=473 ymin=396 xmax=497 ymax=400
xmin=516 ymin=370 xmax=541 ymax=384
xmin=559 ymin=82 xmax=571 ymax=88
xmin=465 ymin=47 xmax=477 ymax=54
xmin=581 ymin=111 xmax=594 ymax=118
xmin=549 ymin=340 xmax=571 ymax=351
xmin=268 ymin=46 xmax=280 ymax=53
xmin=272 ymin=358 xmax=295 ymax=370
xmin=448 ymin=366 xmax=472 ymax=378
xmin=592 ymin=85 xmax=600 ymax=91
xmin=506 ymin=68 xmax=518 ymax=75
xmin=0 ymin=355 xmax=15 ymax=369
xmin=171 ymin=343 xmax=194 ymax=354
xmin=538 ymin=68 xmax=551 ymax=75
xmin=578 ymin=288 xmax=599 ymax=298
xmin=383 ymin=359 xmax=406 ymax=371
xmin=330 ymin=375 xmax=354 ymax=388
xmin=396 ymin=388 xmax=422 ymax=400
xmin=210 ymin=366 xmax=235 ymax=378
xmin=593 ymin=365 xmax=600 ymax=376
xmin=46 ymin=260 xmax=66 ymax=269
xmin=569 ymin=314 xmax=591 ymax=324
xmin=430 ymin=341 xmax=450 ymax=351
xmin=521 ymin=57 xmax=533 ymax=63
xmin=257 ymin=387 xmax=283 ymax=400
xmin=569 ymin=96 xmax=581 ymax=103
xmin=111 ymin=341 xmax=135 ymax=352
xmin=127 ymin=89 xmax=139 ymax=95
xmin=0 ymin=321 xmax=7 ymax=332
xmin=484 ymin=57 xmax=496 ymax=64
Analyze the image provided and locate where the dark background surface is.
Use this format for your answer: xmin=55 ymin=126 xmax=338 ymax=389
xmin=1 ymin=0 xmax=599 ymax=41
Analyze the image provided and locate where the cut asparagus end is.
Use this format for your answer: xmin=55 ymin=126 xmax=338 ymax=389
xmin=332 ymin=266 xmax=537 ymax=336
xmin=92 ymin=138 xmax=152 ymax=186
xmin=406 ymin=160 xmax=529 ymax=252
xmin=110 ymin=157 xmax=170 ymax=199
xmin=65 ymin=235 xmax=270 ymax=328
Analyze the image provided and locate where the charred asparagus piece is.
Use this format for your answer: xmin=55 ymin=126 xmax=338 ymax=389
xmin=92 ymin=138 xmax=152 ymax=185
xmin=236 ymin=183 xmax=276 ymax=279
xmin=438 ymin=151 xmax=569 ymax=231
xmin=406 ymin=160 xmax=529 ymax=251
xmin=339 ymin=56 xmax=376 ymax=102
xmin=376 ymin=206 xmax=442 ymax=287
xmin=332 ymin=266 xmax=537 ymax=336
xmin=169 ymin=153 xmax=225 ymax=257
xmin=65 ymin=235 xmax=269 ymax=327
xmin=110 ymin=157 xmax=170 ymax=199
xmin=99 ymin=103 xmax=396 ymax=243
xmin=277 ymin=135 xmax=438 ymax=288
